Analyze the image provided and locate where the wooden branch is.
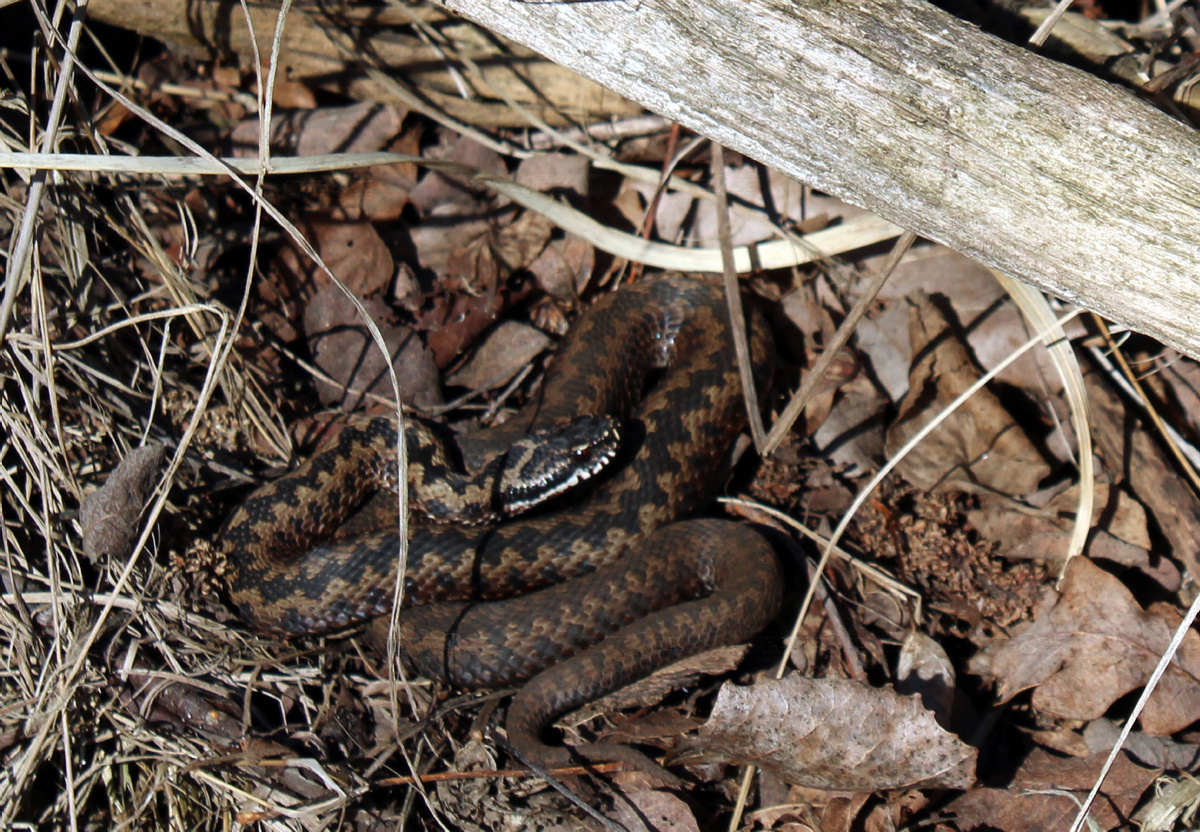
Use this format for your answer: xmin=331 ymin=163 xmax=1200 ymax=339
xmin=436 ymin=0 xmax=1200 ymax=359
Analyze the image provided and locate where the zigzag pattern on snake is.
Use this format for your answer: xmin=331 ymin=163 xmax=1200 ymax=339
xmin=218 ymin=276 xmax=784 ymax=766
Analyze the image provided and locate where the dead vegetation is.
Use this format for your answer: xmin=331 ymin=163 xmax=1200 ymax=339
xmin=5 ymin=1 xmax=1200 ymax=830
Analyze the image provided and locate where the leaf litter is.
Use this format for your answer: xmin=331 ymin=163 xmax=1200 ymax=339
xmin=5 ymin=4 xmax=1200 ymax=831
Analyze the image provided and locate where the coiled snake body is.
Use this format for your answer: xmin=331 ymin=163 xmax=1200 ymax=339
xmin=220 ymin=276 xmax=783 ymax=766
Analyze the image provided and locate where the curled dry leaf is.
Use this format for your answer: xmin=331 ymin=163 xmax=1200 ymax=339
xmin=569 ymin=645 xmax=750 ymax=728
xmin=685 ymin=675 xmax=976 ymax=791
xmin=81 ymin=444 xmax=165 ymax=563
xmin=970 ymin=556 xmax=1200 ymax=735
xmin=895 ymin=632 xmax=955 ymax=730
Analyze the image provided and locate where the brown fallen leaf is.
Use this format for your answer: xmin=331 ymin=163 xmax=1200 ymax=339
xmin=408 ymin=133 xmax=508 ymax=215
xmin=444 ymin=320 xmax=550 ymax=392
xmin=1086 ymin=368 xmax=1200 ymax=585
xmin=308 ymin=220 xmax=395 ymax=299
xmin=612 ymin=789 xmax=701 ymax=832
xmin=967 ymin=483 xmax=1179 ymax=589
xmin=970 ymin=556 xmax=1200 ymax=735
xmin=568 ymin=645 xmax=751 ymax=730
xmin=682 ymin=675 xmax=977 ymax=791
xmin=811 ymin=369 xmax=888 ymax=477
xmin=527 ymin=233 xmax=596 ymax=303
xmin=895 ymin=632 xmax=955 ymax=730
xmin=514 ymin=152 xmax=590 ymax=197
xmin=1083 ymin=718 xmax=1200 ymax=770
xmin=231 ymin=102 xmax=406 ymax=158
xmin=259 ymin=217 xmax=396 ymax=346
xmin=490 ymin=210 xmax=554 ymax=275
xmin=303 ymin=287 xmax=442 ymax=410
xmin=80 ymin=444 xmax=165 ymax=563
xmin=943 ymin=748 xmax=1159 ymax=832
xmin=886 ymin=292 xmax=1050 ymax=495
xmin=336 ymin=130 xmax=421 ymax=223
xmin=416 ymin=217 xmax=550 ymax=368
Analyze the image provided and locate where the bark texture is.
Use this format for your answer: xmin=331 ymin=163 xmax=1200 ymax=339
xmin=438 ymin=0 xmax=1200 ymax=359
xmin=87 ymin=0 xmax=639 ymax=127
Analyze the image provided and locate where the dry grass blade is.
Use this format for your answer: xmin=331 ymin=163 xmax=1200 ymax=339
xmin=0 ymin=151 xmax=905 ymax=272
xmin=991 ymin=270 xmax=1093 ymax=577
xmin=710 ymin=141 xmax=766 ymax=449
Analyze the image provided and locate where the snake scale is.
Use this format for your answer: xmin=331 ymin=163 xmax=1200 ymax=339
xmin=219 ymin=276 xmax=784 ymax=767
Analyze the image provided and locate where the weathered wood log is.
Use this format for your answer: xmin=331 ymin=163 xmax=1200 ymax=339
xmin=87 ymin=0 xmax=639 ymax=127
xmin=437 ymin=0 xmax=1200 ymax=359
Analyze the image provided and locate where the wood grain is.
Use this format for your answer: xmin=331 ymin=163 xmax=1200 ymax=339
xmin=438 ymin=0 xmax=1200 ymax=359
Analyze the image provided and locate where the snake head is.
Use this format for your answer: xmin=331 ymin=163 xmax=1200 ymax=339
xmin=498 ymin=415 xmax=621 ymax=516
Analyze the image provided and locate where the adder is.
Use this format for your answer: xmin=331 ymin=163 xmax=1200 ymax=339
xmin=218 ymin=275 xmax=784 ymax=767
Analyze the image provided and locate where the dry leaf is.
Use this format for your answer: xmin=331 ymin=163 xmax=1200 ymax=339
xmin=408 ymin=134 xmax=507 ymax=214
xmin=527 ymin=233 xmax=595 ymax=301
xmin=685 ymin=675 xmax=976 ymax=790
xmin=944 ymin=748 xmax=1159 ymax=831
xmin=895 ymin=633 xmax=955 ymax=730
xmin=444 ymin=321 xmax=552 ymax=390
xmin=231 ymin=102 xmax=406 ymax=158
xmin=490 ymin=210 xmax=553 ymax=273
xmin=514 ymin=152 xmax=590 ymax=197
xmin=303 ymin=288 xmax=441 ymax=410
xmin=337 ymin=130 xmax=421 ymax=222
xmin=308 ymin=220 xmax=395 ymax=298
xmin=611 ymin=789 xmax=700 ymax=832
xmin=1083 ymin=718 xmax=1200 ymax=770
xmin=886 ymin=292 xmax=1050 ymax=495
xmin=966 ymin=483 xmax=1177 ymax=588
xmin=811 ymin=371 xmax=888 ymax=476
xmin=971 ymin=556 xmax=1200 ymax=735
xmin=569 ymin=645 xmax=750 ymax=728
xmin=1086 ymin=369 xmax=1200 ymax=583
xmin=81 ymin=444 xmax=165 ymax=563
xmin=416 ymin=216 xmax=549 ymax=368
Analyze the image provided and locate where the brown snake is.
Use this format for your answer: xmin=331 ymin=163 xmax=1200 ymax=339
xmin=219 ymin=276 xmax=783 ymax=767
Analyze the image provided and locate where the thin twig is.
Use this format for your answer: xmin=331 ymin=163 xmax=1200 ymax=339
xmin=1091 ymin=312 xmax=1200 ymax=496
xmin=711 ymin=141 xmax=766 ymax=448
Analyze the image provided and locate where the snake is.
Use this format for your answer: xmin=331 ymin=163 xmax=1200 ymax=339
xmin=218 ymin=276 xmax=784 ymax=767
